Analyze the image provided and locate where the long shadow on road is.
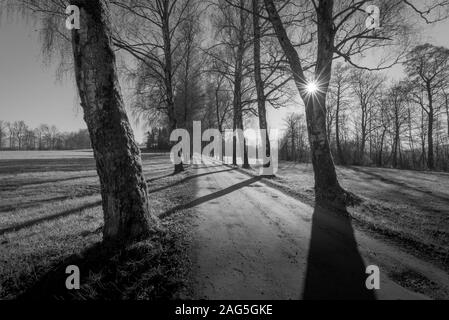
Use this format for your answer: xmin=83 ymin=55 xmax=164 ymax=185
xmin=303 ymin=203 xmax=376 ymax=300
xmin=150 ymin=168 xmax=236 ymax=197
xmin=160 ymin=176 xmax=261 ymax=219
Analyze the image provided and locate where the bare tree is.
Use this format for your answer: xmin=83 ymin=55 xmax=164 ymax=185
xmin=328 ymin=63 xmax=351 ymax=164
xmin=7 ymin=121 xmax=18 ymax=150
xmin=252 ymin=0 xmax=272 ymax=169
xmin=207 ymin=72 xmax=233 ymax=134
xmin=176 ymin=3 xmax=203 ymax=132
xmin=385 ymin=82 xmax=411 ymax=168
xmin=66 ymin=0 xmax=161 ymax=244
xmin=282 ymin=113 xmax=309 ymax=162
xmin=207 ymin=0 xmax=253 ymax=167
xmin=0 ymin=121 xmax=6 ymax=150
xmin=376 ymin=96 xmax=392 ymax=166
xmin=263 ymin=0 xmax=448 ymax=207
xmin=349 ymin=69 xmax=384 ymax=164
xmin=444 ymin=89 xmax=449 ymax=139
xmin=264 ymin=0 xmax=349 ymax=207
xmin=112 ymin=0 xmax=200 ymax=173
xmin=405 ymin=44 xmax=449 ymax=170
xmin=284 ymin=113 xmax=299 ymax=161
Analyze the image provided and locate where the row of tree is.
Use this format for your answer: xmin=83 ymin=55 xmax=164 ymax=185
xmin=280 ymin=44 xmax=449 ymax=172
xmin=0 ymin=120 xmax=91 ymax=150
xmin=6 ymin=0 xmax=448 ymax=244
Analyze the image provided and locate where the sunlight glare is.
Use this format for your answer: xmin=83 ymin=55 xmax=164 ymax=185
xmin=306 ymin=81 xmax=319 ymax=94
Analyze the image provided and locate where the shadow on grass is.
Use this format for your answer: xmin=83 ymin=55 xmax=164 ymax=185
xmin=0 ymin=189 xmax=101 ymax=213
xmin=20 ymin=228 xmax=188 ymax=300
xmin=0 ymin=202 xmax=102 ymax=236
xmin=21 ymin=237 xmax=186 ymax=300
xmin=16 ymin=159 xmax=200 ymax=300
xmin=349 ymin=166 xmax=449 ymax=203
xmin=0 ymin=158 xmax=97 ymax=174
xmin=303 ymin=203 xmax=376 ymax=300
xmin=0 ymin=175 xmax=99 ymax=192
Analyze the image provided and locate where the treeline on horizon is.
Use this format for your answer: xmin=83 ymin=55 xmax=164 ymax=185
xmin=0 ymin=120 xmax=91 ymax=151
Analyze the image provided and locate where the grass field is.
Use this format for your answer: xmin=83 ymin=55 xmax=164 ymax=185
xmin=1 ymin=151 xmax=448 ymax=299
xmin=0 ymin=151 xmax=196 ymax=299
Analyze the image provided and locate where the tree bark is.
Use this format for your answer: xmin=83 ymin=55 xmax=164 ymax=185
xmin=392 ymin=129 xmax=399 ymax=168
xmin=360 ymin=103 xmax=367 ymax=164
xmin=232 ymin=59 xmax=243 ymax=166
xmin=252 ymin=0 xmax=271 ymax=169
xmin=233 ymin=0 xmax=249 ymax=168
xmin=70 ymin=0 xmax=160 ymax=244
xmin=335 ymin=84 xmax=345 ymax=165
xmin=160 ymin=0 xmax=183 ymax=173
xmin=445 ymin=91 xmax=449 ymax=140
xmin=291 ymin=129 xmax=295 ymax=161
xmin=265 ymin=0 xmax=348 ymax=208
xmin=421 ymin=108 xmax=427 ymax=168
xmin=426 ymin=83 xmax=434 ymax=170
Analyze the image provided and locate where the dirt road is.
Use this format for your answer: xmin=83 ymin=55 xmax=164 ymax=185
xmin=187 ymin=159 xmax=449 ymax=300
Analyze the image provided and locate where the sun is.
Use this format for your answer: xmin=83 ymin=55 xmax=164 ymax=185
xmin=305 ymin=81 xmax=319 ymax=94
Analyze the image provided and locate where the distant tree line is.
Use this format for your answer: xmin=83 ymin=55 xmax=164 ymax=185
xmin=280 ymin=44 xmax=449 ymax=172
xmin=145 ymin=127 xmax=171 ymax=151
xmin=0 ymin=120 xmax=91 ymax=151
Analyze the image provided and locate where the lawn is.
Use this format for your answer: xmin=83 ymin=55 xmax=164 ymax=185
xmin=0 ymin=151 xmax=196 ymax=299
xmin=1 ymin=152 xmax=448 ymax=299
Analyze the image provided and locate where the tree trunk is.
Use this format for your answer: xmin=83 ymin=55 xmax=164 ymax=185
xmin=378 ymin=128 xmax=386 ymax=166
xmin=265 ymin=0 xmax=348 ymax=208
xmin=445 ymin=91 xmax=449 ymax=140
xmin=335 ymin=85 xmax=345 ymax=165
xmin=428 ymin=110 xmax=434 ymax=170
xmin=70 ymin=0 xmax=160 ymax=244
xmin=392 ymin=109 xmax=400 ymax=169
xmin=359 ymin=103 xmax=367 ymax=164
xmin=392 ymin=130 xmax=399 ymax=168
xmin=252 ymin=0 xmax=271 ymax=169
xmin=291 ymin=131 xmax=295 ymax=162
xmin=427 ymin=84 xmax=434 ymax=170
xmin=421 ymin=108 xmax=426 ymax=167
xmin=161 ymin=1 xmax=183 ymax=173
xmin=232 ymin=70 xmax=242 ymax=166
xmin=233 ymin=1 xmax=248 ymax=168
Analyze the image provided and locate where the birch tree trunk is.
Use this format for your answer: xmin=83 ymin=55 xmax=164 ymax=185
xmin=70 ymin=0 xmax=160 ymax=244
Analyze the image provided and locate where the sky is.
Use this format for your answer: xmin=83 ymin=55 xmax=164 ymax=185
xmin=0 ymin=10 xmax=449 ymax=144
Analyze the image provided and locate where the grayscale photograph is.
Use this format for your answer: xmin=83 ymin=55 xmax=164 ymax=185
xmin=0 ymin=0 xmax=448 ymax=307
